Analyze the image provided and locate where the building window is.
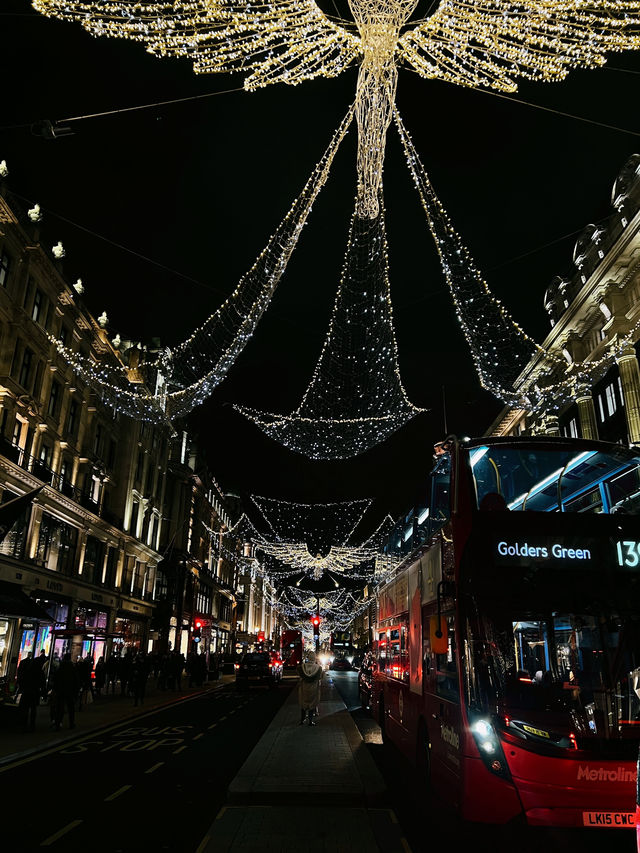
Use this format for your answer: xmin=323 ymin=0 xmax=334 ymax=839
xmin=0 ymin=490 xmax=31 ymax=559
xmin=35 ymin=511 xmax=78 ymax=575
xmin=47 ymin=380 xmax=61 ymax=418
xmin=83 ymin=535 xmax=105 ymax=585
xmin=135 ymin=450 xmax=144 ymax=483
xmin=31 ymin=288 xmax=44 ymax=324
xmin=58 ymin=324 xmax=68 ymax=347
xmin=94 ymin=423 xmax=103 ymax=457
xmin=564 ymin=417 xmax=579 ymax=438
xmin=605 ymin=383 xmax=617 ymax=417
xmin=39 ymin=442 xmax=53 ymax=467
xmin=18 ymin=347 xmax=33 ymax=389
xmin=0 ymin=251 xmax=10 ymax=287
xmin=67 ymin=399 xmax=79 ymax=437
xmin=130 ymin=500 xmax=139 ymax=536
xmin=103 ymin=546 xmax=118 ymax=587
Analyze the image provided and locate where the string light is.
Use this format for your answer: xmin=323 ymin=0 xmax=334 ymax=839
xmin=250 ymin=494 xmax=372 ymax=547
xmin=33 ymin=0 xmax=640 ymax=220
xmin=42 ymin=109 xmax=353 ymax=423
xmin=235 ymin=192 xmax=425 ymax=457
xmin=394 ymin=111 xmax=640 ymax=413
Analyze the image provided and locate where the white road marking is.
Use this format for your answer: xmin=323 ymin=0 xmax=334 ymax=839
xmin=104 ymin=785 xmax=132 ymax=802
xmin=145 ymin=762 xmax=164 ymax=774
xmin=40 ymin=820 xmax=82 ymax=846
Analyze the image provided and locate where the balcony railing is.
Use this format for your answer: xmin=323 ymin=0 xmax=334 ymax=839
xmin=0 ymin=438 xmax=112 ymax=524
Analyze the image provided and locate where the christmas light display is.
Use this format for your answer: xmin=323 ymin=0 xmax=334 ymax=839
xmin=250 ymin=494 xmax=372 ymax=547
xmin=33 ymin=0 xmax=640 ymax=220
xmin=235 ymin=192 xmax=424 ymax=457
xmin=253 ymin=541 xmax=377 ymax=580
xmin=43 ymin=110 xmax=353 ymax=423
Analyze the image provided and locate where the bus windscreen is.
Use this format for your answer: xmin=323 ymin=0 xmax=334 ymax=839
xmin=469 ymin=443 xmax=640 ymax=514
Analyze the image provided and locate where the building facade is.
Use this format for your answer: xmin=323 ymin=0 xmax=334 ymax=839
xmin=0 ymin=170 xmax=279 ymax=694
xmin=488 ymin=153 xmax=640 ymax=445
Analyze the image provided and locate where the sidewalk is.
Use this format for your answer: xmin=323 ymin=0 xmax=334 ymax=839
xmin=199 ymin=676 xmax=410 ymax=852
xmin=0 ymin=673 xmax=236 ymax=768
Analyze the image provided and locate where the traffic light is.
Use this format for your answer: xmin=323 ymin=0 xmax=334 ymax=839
xmin=193 ymin=619 xmax=202 ymax=643
xmin=311 ymin=615 xmax=321 ymax=637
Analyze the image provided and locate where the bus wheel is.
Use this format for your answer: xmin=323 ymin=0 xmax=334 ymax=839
xmin=417 ymin=721 xmax=431 ymax=790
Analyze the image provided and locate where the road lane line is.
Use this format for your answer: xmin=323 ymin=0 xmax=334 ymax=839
xmin=195 ymin=835 xmax=210 ymax=853
xmin=104 ymin=785 xmax=132 ymax=802
xmin=145 ymin=762 xmax=164 ymax=774
xmin=207 ymin=723 xmax=217 ymax=730
xmin=219 ymin=715 xmax=227 ymax=721
xmin=173 ymin=745 xmax=187 ymax=754
xmin=193 ymin=733 xmax=204 ymax=740
xmin=40 ymin=820 xmax=82 ymax=846
xmin=216 ymin=806 xmax=227 ymax=820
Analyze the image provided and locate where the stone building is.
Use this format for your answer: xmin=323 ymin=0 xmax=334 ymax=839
xmin=488 ymin=153 xmax=640 ymax=444
xmin=0 ymin=179 xmax=174 ymax=681
xmin=153 ymin=441 xmax=239 ymax=661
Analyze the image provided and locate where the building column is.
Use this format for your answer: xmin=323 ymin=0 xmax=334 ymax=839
xmin=616 ymin=343 xmax=640 ymax=444
xmin=576 ymin=385 xmax=599 ymax=440
xmin=541 ymin=414 xmax=561 ymax=436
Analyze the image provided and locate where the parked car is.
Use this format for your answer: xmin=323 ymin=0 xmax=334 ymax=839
xmin=235 ymin=652 xmax=283 ymax=688
xmin=329 ymin=657 xmax=352 ymax=672
xmin=358 ymin=651 xmax=377 ymax=709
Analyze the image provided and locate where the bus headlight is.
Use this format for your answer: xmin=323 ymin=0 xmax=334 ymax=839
xmin=470 ymin=717 xmax=511 ymax=780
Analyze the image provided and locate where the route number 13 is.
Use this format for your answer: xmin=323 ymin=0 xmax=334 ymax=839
xmin=616 ymin=541 xmax=640 ymax=567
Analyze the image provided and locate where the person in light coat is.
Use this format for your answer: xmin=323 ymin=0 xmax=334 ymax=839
xmin=297 ymin=650 xmax=323 ymax=726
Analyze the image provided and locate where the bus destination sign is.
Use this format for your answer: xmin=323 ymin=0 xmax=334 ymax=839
xmin=493 ymin=536 xmax=640 ymax=570
xmin=496 ymin=539 xmax=594 ymax=563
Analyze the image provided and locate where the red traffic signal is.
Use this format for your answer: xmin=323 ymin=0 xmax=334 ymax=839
xmin=257 ymin=631 xmax=265 ymax=642
xmin=311 ymin=615 xmax=320 ymax=627
xmin=311 ymin=615 xmax=321 ymax=636
xmin=195 ymin=619 xmax=203 ymax=630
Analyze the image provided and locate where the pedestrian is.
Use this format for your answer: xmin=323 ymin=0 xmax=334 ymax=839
xmin=105 ymin=652 xmax=118 ymax=694
xmin=297 ymin=650 xmax=323 ymax=726
xmin=53 ymin=653 xmax=79 ymax=730
xmin=131 ymin=653 xmax=149 ymax=707
xmin=17 ymin=654 xmax=45 ymax=732
xmin=77 ymin=656 xmax=94 ymax=710
xmin=94 ymin=655 xmax=106 ymax=698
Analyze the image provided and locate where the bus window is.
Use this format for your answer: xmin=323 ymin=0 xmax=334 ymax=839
xmin=435 ymin=615 xmax=459 ymax=702
xmin=422 ymin=611 xmax=432 ymax=682
xmin=389 ymin=628 xmax=401 ymax=678
xmin=378 ymin=631 xmax=388 ymax=672
xmin=400 ymin=625 xmax=409 ymax=683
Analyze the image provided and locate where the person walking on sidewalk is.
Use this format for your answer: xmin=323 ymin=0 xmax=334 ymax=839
xmin=53 ymin=653 xmax=79 ymax=730
xmin=297 ymin=650 xmax=323 ymax=726
xmin=17 ymin=654 xmax=45 ymax=732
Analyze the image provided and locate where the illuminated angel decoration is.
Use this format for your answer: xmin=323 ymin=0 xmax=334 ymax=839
xmin=33 ymin=0 xmax=640 ymax=219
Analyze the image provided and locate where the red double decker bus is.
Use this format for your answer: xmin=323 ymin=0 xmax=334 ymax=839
xmin=371 ymin=435 xmax=640 ymax=829
xmin=280 ymin=629 xmax=303 ymax=669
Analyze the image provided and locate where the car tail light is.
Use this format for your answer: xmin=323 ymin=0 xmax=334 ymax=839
xmin=234 ymin=663 xmax=239 ymax=670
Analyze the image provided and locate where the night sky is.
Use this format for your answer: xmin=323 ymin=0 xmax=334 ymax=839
xmin=3 ymin=0 xmax=640 ymax=538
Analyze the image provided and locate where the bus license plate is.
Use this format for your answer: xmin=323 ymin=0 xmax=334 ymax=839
xmin=582 ymin=812 xmax=635 ymax=827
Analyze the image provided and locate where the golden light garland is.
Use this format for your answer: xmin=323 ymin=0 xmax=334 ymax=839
xmin=42 ymin=108 xmax=353 ymax=423
xmin=235 ymin=190 xmax=425 ymax=458
xmin=33 ymin=0 xmax=640 ymax=219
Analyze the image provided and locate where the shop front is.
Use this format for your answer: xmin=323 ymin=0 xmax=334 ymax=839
xmin=0 ymin=579 xmax=53 ymax=680
xmin=115 ymin=599 xmax=152 ymax=653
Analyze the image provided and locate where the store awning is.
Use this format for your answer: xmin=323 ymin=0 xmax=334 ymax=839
xmin=0 ymin=581 xmax=54 ymax=621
